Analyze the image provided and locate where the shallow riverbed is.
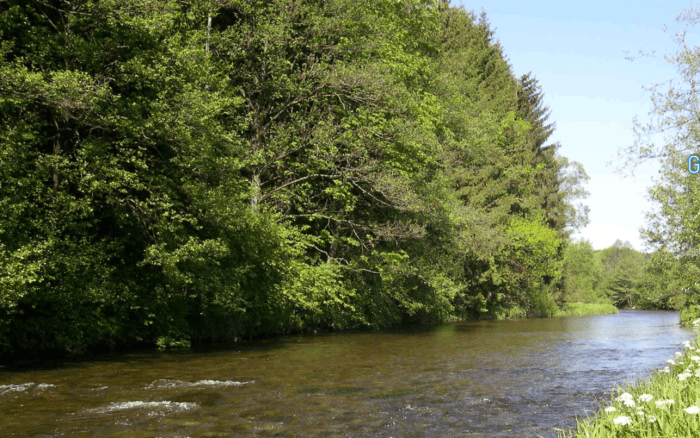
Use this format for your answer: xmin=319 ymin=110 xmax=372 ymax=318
xmin=1 ymin=310 xmax=696 ymax=437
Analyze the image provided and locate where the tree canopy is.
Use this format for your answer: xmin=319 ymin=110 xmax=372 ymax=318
xmin=0 ymin=0 xmax=590 ymax=358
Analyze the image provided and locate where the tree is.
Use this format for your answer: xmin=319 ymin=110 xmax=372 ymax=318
xmin=561 ymin=239 xmax=604 ymax=303
xmin=597 ymin=240 xmax=646 ymax=308
xmin=620 ymin=3 xmax=700 ymax=321
xmin=515 ymin=73 xmax=568 ymax=234
xmin=636 ymin=249 xmax=686 ymax=310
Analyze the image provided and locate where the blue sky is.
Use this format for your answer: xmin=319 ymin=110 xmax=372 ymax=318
xmin=453 ymin=0 xmax=695 ymax=251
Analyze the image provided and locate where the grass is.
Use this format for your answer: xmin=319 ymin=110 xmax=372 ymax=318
xmin=556 ymin=333 xmax=700 ymax=437
xmin=555 ymin=302 xmax=619 ymax=317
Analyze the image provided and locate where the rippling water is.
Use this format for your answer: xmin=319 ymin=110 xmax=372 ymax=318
xmin=0 ymin=310 xmax=696 ymax=437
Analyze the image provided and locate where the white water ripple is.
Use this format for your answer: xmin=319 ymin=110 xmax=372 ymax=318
xmin=0 ymin=382 xmax=58 ymax=395
xmin=83 ymin=401 xmax=199 ymax=414
xmin=145 ymin=379 xmax=254 ymax=389
xmin=0 ymin=383 xmax=34 ymax=395
xmin=192 ymin=379 xmax=253 ymax=387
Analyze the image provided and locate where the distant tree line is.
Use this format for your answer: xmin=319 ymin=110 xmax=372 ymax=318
xmin=0 ymin=0 xmax=591 ymax=358
xmin=560 ymin=239 xmax=684 ymax=311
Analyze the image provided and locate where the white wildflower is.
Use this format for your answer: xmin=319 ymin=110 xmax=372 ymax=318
xmin=676 ymin=351 xmax=683 ymax=357
xmin=638 ymin=394 xmax=653 ymax=403
xmin=679 ymin=372 xmax=691 ymax=381
xmin=683 ymin=340 xmax=692 ymax=348
xmin=605 ymin=406 xmax=616 ymax=413
xmin=656 ymin=399 xmax=675 ymax=408
xmin=692 ymin=356 xmax=700 ymax=362
xmin=623 ymin=399 xmax=636 ymax=408
xmin=636 ymin=409 xmax=645 ymax=416
xmin=613 ymin=416 xmax=633 ymax=426
xmin=660 ymin=366 xmax=670 ymax=374
xmin=616 ymin=392 xmax=634 ymax=402
xmin=668 ymin=359 xmax=677 ymax=365
xmin=685 ymin=406 xmax=700 ymax=415
xmin=648 ymin=415 xmax=657 ymax=423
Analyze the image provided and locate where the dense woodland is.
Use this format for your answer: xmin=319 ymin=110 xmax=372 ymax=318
xmin=0 ymin=0 xmax=692 ymax=360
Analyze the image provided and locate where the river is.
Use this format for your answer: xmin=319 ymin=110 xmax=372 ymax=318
xmin=1 ymin=310 xmax=697 ymax=437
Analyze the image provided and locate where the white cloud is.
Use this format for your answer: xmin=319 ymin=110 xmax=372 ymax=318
xmin=574 ymin=222 xmax=644 ymax=251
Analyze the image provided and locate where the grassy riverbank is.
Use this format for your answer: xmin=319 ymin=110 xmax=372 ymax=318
xmin=555 ymin=303 xmax=619 ymax=317
xmin=557 ymin=326 xmax=700 ymax=437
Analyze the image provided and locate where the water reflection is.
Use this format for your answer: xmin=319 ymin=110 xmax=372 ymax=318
xmin=0 ymin=310 xmax=697 ymax=437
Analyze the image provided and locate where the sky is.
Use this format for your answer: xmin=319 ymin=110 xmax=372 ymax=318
xmin=452 ymin=0 xmax=698 ymax=251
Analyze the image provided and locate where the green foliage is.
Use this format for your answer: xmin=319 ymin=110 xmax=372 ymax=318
xmin=561 ymin=239 xmax=605 ymax=303
xmin=556 ymin=158 xmax=591 ymax=235
xmin=527 ymin=284 xmax=560 ymax=318
xmin=561 ymin=237 xmax=694 ymax=312
xmin=555 ymin=303 xmax=619 ymax=317
xmin=0 ymin=0 xmax=590 ymax=358
xmin=629 ymin=249 xmax=686 ymax=310
xmin=597 ymin=240 xmax=647 ymax=308
xmin=507 ymin=217 xmax=563 ymax=283
xmin=679 ymin=304 xmax=700 ymax=327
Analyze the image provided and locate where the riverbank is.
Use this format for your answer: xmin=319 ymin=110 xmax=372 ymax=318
xmin=1 ymin=301 xmax=622 ymax=365
xmin=558 ymin=323 xmax=700 ymax=437
xmin=555 ymin=302 xmax=619 ymax=317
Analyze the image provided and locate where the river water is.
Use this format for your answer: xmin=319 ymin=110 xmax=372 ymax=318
xmin=1 ymin=310 xmax=697 ymax=437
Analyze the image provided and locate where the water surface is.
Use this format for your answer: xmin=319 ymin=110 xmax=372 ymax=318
xmin=1 ymin=310 xmax=696 ymax=437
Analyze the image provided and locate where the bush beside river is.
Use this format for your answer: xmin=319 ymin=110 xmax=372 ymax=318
xmin=555 ymin=303 xmax=619 ymax=317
